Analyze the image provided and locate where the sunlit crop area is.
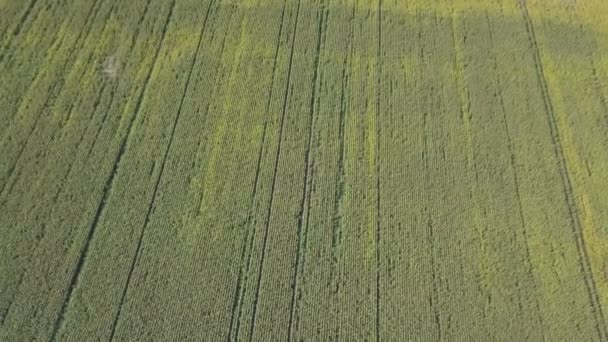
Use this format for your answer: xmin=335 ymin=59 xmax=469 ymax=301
xmin=1 ymin=0 xmax=607 ymax=340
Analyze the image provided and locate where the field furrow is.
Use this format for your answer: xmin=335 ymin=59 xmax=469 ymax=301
xmin=1 ymin=0 xmax=607 ymax=340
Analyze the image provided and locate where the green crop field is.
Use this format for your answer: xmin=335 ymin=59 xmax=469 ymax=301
xmin=1 ymin=0 xmax=608 ymax=340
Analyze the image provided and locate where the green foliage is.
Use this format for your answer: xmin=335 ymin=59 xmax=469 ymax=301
xmin=1 ymin=0 xmax=607 ymax=340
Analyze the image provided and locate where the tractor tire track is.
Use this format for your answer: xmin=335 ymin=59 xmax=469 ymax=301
xmin=448 ymin=5 xmax=493 ymax=336
xmin=422 ymin=109 xmax=442 ymax=341
xmin=518 ymin=1 xmax=608 ymax=340
xmin=48 ymin=0 xmax=152 ymax=223
xmin=375 ymin=1 xmax=382 ymax=340
xmin=249 ymin=0 xmax=302 ymax=339
xmin=330 ymin=59 xmax=348 ymax=342
xmin=229 ymin=0 xmax=289 ymax=338
xmin=106 ymin=1 xmax=216 ymax=339
xmin=330 ymin=9 xmax=355 ymax=338
xmin=0 ymin=0 xmax=40 ymax=63
xmin=485 ymin=10 xmax=547 ymax=341
xmin=48 ymin=3 xmax=176 ymax=340
xmin=0 ymin=1 xmax=117 ymax=327
xmin=0 ymin=0 xmax=107 ymax=197
xmin=228 ymin=121 xmax=267 ymax=341
xmin=1 ymin=0 xmax=103 ymax=122
xmin=50 ymin=84 xmax=112 ymax=207
xmin=287 ymin=2 xmax=326 ymax=340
